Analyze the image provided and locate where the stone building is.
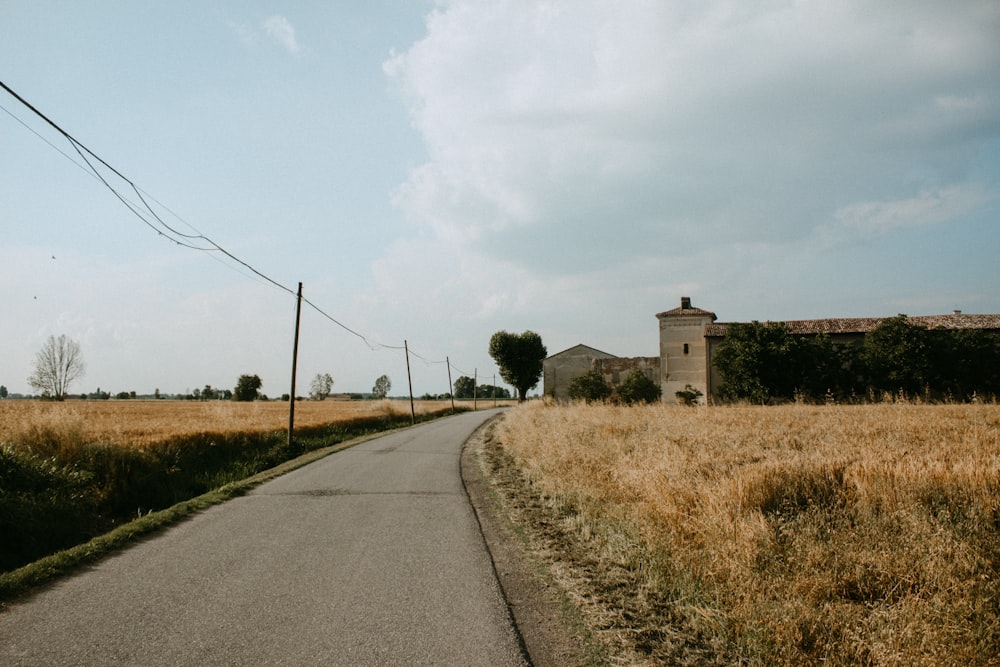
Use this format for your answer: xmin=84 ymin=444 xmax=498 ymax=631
xmin=544 ymin=296 xmax=1000 ymax=404
xmin=541 ymin=344 xmax=659 ymax=401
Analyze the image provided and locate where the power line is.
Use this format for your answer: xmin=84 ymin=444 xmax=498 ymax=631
xmin=2 ymin=79 xmax=498 ymax=382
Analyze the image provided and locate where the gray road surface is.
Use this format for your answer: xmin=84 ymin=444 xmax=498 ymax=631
xmin=0 ymin=409 xmax=528 ymax=666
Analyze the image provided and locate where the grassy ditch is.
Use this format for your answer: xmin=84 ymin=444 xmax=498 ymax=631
xmin=1 ymin=403 xmax=460 ymax=581
xmin=491 ymin=401 xmax=1000 ymax=666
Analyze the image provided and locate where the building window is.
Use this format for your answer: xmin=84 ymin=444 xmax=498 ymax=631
xmin=683 ymin=343 xmax=689 ymax=355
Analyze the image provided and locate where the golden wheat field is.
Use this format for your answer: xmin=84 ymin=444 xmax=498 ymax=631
xmin=0 ymin=399 xmax=460 ymax=448
xmin=494 ymin=401 xmax=1000 ymax=666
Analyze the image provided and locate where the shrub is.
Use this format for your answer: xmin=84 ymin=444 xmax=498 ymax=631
xmin=616 ymin=370 xmax=662 ymax=405
xmin=567 ymin=370 xmax=612 ymax=403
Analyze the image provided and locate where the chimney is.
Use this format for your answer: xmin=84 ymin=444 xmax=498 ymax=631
xmin=680 ymin=296 xmax=692 ymax=310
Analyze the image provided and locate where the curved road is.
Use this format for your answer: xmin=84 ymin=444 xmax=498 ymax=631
xmin=0 ymin=409 xmax=528 ymax=666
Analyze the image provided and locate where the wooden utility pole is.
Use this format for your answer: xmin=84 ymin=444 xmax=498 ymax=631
xmin=404 ymin=340 xmax=415 ymax=424
xmin=446 ymin=356 xmax=455 ymax=414
xmin=287 ymin=282 xmax=303 ymax=453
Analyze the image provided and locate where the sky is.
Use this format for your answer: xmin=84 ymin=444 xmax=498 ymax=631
xmin=2 ymin=1 xmax=998 ymax=398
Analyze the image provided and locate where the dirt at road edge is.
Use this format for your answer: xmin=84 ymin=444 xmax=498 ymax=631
xmin=461 ymin=416 xmax=608 ymax=667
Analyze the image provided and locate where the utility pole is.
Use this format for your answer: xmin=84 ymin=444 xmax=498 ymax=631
xmin=473 ymin=368 xmax=477 ymax=411
xmin=446 ymin=356 xmax=455 ymax=414
xmin=287 ymin=282 xmax=303 ymax=453
xmin=404 ymin=340 xmax=415 ymax=424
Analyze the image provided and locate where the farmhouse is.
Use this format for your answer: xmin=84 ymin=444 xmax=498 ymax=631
xmin=543 ymin=296 xmax=1000 ymax=404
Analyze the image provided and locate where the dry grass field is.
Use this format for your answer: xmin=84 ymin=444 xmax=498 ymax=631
xmin=0 ymin=398 xmax=461 ymax=448
xmin=491 ymin=401 xmax=1000 ymax=666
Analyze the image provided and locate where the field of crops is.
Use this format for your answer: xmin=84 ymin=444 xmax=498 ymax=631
xmin=492 ymin=401 xmax=1000 ymax=665
xmin=0 ymin=398 xmax=464 ymax=448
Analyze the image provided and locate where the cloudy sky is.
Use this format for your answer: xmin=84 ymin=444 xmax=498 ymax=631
xmin=2 ymin=1 xmax=998 ymax=397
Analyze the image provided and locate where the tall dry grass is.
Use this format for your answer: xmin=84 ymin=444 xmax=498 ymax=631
xmin=0 ymin=399 xmax=446 ymax=449
xmin=495 ymin=401 xmax=1000 ymax=665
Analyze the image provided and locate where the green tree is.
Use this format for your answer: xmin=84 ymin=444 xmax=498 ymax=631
xmin=713 ymin=321 xmax=797 ymax=403
xmin=27 ymin=334 xmax=86 ymax=400
xmin=617 ymin=370 xmax=662 ymax=405
xmin=372 ymin=374 xmax=391 ymax=399
xmin=930 ymin=329 xmax=1000 ymax=399
xmin=567 ymin=370 xmax=612 ymax=403
xmin=489 ymin=330 xmax=547 ymax=402
xmin=233 ymin=374 xmax=262 ymax=402
xmin=0 ymin=385 xmax=7 ymax=399
xmin=453 ymin=376 xmax=476 ymax=399
xmin=478 ymin=384 xmax=511 ymax=399
xmin=309 ymin=372 xmax=335 ymax=400
xmin=862 ymin=316 xmax=931 ymax=396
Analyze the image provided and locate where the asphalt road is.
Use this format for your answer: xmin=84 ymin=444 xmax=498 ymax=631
xmin=0 ymin=409 xmax=529 ymax=666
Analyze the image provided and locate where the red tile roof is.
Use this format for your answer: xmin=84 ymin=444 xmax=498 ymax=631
xmin=704 ymin=313 xmax=1000 ymax=337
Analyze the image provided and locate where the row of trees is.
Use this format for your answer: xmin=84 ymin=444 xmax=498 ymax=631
xmin=20 ymin=329 xmax=551 ymax=404
xmin=713 ymin=316 xmax=1000 ymax=403
xmin=452 ymin=375 xmax=512 ymax=399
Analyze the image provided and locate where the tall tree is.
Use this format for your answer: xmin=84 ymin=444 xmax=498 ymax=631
xmin=372 ymin=374 xmax=391 ymax=399
xmin=453 ymin=375 xmax=476 ymax=399
xmin=27 ymin=334 xmax=85 ymax=400
xmin=309 ymin=372 xmax=335 ymax=400
xmin=489 ymin=330 xmax=547 ymax=402
xmin=233 ymin=374 xmax=262 ymax=402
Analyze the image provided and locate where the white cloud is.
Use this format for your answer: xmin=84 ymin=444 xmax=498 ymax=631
xmin=384 ymin=0 xmax=1000 ymax=278
xmin=227 ymin=15 xmax=301 ymax=54
xmin=828 ymin=185 xmax=996 ymax=237
xmin=262 ymin=15 xmax=301 ymax=54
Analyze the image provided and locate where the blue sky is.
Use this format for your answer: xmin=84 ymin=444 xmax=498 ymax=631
xmin=2 ymin=1 xmax=998 ymax=397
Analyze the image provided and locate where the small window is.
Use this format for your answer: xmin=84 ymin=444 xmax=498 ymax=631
xmin=683 ymin=343 xmax=689 ymax=355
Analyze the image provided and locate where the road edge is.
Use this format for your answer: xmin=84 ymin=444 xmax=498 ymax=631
xmin=460 ymin=413 xmax=602 ymax=667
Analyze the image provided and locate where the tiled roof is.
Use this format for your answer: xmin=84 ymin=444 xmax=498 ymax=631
xmin=656 ymin=306 xmax=718 ymax=320
xmin=704 ymin=313 xmax=1000 ymax=337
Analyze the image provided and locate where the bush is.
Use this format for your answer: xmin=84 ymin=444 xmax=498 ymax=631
xmin=617 ymin=370 xmax=662 ymax=405
xmin=675 ymin=384 xmax=703 ymax=406
xmin=567 ymin=370 xmax=613 ymax=403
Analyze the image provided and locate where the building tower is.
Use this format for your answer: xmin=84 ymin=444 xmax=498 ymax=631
xmin=656 ymin=297 xmax=717 ymax=404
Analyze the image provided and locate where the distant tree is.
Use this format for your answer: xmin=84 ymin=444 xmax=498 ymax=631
xmin=27 ymin=334 xmax=86 ymax=400
xmin=617 ymin=370 xmax=662 ymax=405
xmin=309 ymin=373 xmax=335 ymax=400
xmin=489 ymin=330 xmax=547 ymax=402
xmin=0 ymin=385 xmax=7 ymax=399
xmin=567 ymin=370 xmax=612 ymax=403
xmin=453 ymin=376 xmax=476 ymax=399
xmin=233 ymin=374 xmax=263 ymax=402
xmin=372 ymin=374 xmax=391 ymax=399
xmin=478 ymin=384 xmax=512 ymax=399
